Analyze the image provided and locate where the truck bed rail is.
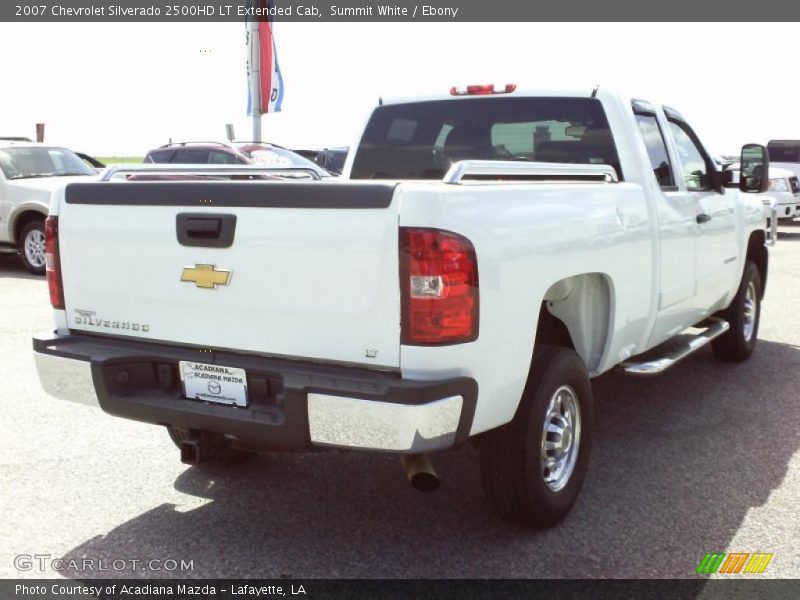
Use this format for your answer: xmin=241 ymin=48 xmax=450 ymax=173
xmin=444 ymin=160 xmax=619 ymax=185
xmin=100 ymin=164 xmax=323 ymax=182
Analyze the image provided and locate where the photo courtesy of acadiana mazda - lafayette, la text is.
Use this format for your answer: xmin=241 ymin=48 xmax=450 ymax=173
xmin=33 ymin=85 xmax=769 ymax=528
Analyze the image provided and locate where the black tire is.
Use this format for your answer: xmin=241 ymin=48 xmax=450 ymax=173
xmin=479 ymin=345 xmax=593 ymax=528
xmin=711 ymin=261 xmax=762 ymax=362
xmin=167 ymin=426 xmax=256 ymax=464
xmin=18 ymin=219 xmax=46 ymax=275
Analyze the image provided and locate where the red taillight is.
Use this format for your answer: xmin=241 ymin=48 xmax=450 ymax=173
xmin=400 ymin=228 xmax=479 ymax=345
xmin=45 ymin=216 xmax=64 ymax=309
xmin=450 ymin=83 xmax=517 ymax=96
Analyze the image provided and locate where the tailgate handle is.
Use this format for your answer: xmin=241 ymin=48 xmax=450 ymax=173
xmin=177 ymin=214 xmax=237 ymax=248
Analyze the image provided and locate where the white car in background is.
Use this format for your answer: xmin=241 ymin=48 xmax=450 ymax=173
xmin=766 ymin=141 xmax=800 ymax=220
xmin=0 ymin=142 xmax=98 ymax=273
xmin=762 ymin=167 xmax=800 ymax=220
xmin=715 ymin=154 xmax=799 ymax=221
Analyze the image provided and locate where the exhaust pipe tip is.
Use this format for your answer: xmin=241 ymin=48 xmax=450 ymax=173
xmin=410 ymin=471 xmax=440 ymax=493
xmin=401 ymin=454 xmax=440 ymax=493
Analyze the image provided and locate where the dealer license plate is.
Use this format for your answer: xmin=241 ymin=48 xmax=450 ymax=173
xmin=179 ymin=361 xmax=248 ymax=408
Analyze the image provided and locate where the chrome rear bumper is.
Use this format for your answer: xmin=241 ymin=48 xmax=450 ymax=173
xmin=34 ymin=349 xmax=99 ymax=408
xmin=308 ymin=393 xmax=463 ymax=452
xmin=33 ymin=331 xmax=477 ymax=453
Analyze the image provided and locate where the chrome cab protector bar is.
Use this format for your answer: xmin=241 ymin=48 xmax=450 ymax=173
xmin=444 ymin=160 xmax=619 ymax=185
xmin=100 ymin=164 xmax=323 ymax=182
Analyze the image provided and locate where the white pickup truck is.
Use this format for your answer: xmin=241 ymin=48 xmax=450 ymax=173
xmin=34 ymin=87 xmax=770 ymax=528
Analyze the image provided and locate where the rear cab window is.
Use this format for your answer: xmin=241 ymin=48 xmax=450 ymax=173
xmin=350 ymin=97 xmax=623 ymax=180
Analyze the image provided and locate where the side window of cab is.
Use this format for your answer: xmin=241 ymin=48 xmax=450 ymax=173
xmin=663 ymin=109 xmax=714 ymax=191
xmin=632 ymin=100 xmax=676 ymax=190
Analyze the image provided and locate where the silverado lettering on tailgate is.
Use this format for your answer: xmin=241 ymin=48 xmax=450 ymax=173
xmin=73 ymin=309 xmax=150 ymax=332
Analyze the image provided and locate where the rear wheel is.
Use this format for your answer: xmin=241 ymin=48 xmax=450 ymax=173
xmin=479 ymin=346 xmax=593 ymax=528
xmin=711 ymin=260 xmax=761 ymax=362
xmin=19 ymin=219 xmax=46 ymax=275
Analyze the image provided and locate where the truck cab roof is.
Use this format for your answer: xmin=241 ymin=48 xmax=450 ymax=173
xmin=379 ymin=86 xmax=612 ymax=106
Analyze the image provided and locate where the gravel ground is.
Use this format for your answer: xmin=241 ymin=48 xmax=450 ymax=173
xmin=1 ymin=225 xmax=798 ymax=579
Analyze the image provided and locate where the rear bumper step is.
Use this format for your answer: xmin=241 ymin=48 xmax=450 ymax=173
xmin=33 ymin=332 xmax=477 ymax=453
xmin=619 ymin=317 xmax=730 ymax=376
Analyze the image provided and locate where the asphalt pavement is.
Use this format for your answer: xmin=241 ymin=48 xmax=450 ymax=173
xmin=1 ymin=226 xmax=799 ymax=579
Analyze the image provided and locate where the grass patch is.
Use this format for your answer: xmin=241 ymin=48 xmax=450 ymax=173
xmin=96 ymin=156 xmax=143 ymax=164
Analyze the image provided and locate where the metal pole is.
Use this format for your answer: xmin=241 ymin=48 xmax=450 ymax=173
xmin=250 ymin=19 xmax=262 ymax=142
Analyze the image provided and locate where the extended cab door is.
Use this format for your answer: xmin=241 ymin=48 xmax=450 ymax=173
xmin=632 ymin=101 xmax=701 ymax=344
xmin=662 ymin=109 xmax=738 ymax=313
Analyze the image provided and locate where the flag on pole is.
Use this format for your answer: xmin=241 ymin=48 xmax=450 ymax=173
xmin=246 ymin=0 xmax=284 ymax=116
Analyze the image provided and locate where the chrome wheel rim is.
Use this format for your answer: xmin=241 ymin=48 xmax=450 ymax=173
xmin=541 ymin=385 xmax=581 ymax=492
xmin=23 ymin=228 xmax=46 ymax=269
xmin=743 ymin=281 xmax=757 ymax=342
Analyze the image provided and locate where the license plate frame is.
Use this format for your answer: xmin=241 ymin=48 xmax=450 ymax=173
xmin=179 ymin=361 xmax=249 ymax=408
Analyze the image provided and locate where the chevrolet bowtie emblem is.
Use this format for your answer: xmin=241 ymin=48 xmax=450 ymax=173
xmin=181 ymin=264 xmax=232 ymax=289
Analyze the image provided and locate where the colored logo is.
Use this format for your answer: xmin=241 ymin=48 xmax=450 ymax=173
xmin=181 ymin=264 xmax=232 ymax=289
xmin=696 ymin=552 xmax=773 ymax=574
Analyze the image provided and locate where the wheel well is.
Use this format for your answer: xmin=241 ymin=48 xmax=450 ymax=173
xmin=12 ymin=210 xmax=47 ymax=244
xmin=534 ymin=273 xmax=613 ymax=372
xmin=535 ymin=303 xmax=575 ymax=350
xmin=746 ymin=230 xmax=768 ymax=298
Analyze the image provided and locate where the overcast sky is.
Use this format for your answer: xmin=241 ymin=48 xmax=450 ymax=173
xmin=0 ymin=22 xmax=796 ymax=156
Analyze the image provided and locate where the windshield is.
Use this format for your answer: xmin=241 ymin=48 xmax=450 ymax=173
xmin=239 ymin=145 xmax=329 ymax=176
xmin=0 ymin=147 xmax=96 ymax=179
xmin=767 ymin=141 xmax=800 ymax=163
xmin=350 ymin=97 xmax=622 ymax=180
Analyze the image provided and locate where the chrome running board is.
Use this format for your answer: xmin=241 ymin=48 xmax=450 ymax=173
xmin=620 ymin=317 xmax=730 ymax=376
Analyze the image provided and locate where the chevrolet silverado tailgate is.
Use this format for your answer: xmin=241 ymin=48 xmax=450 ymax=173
xmin=56 ymin=181 xmax=401 ymax=368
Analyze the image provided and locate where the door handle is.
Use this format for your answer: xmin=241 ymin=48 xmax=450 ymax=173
xmin=185 ymin=218 xmax=221 ymax=238
xmin=177 ymin=213 xmax=237 ymax=248
xmin=696 ymin=213 xmax=712 ymax=224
